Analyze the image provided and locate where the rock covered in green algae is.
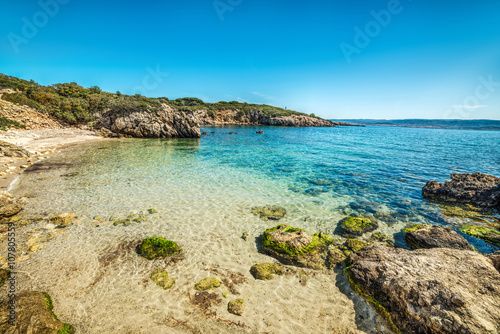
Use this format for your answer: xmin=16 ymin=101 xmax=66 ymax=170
xmin=262 ymin=224 xmax=333 ymax=269
xmin=250 ymin=263 xmax=285 ymax=280
xmin=338 ymin=217 xmax=378 ymax=237
xmin=251 ymin=205 xmax=287 ymax=220
xmin=0 ymin=291 xmax=75 ymax=334
xmin=405 ymin=224 xmax=473 ymax=250
xmin=147 ymin=208 xmax=158 ymax=214
xmin=194 ymin=277 xmax=221 ymax=291
xmin=49 ymin=213 xmax=76 ymax=228
xmin=150 ymin=269 xmax=175 ymax=290
xmin=139 ymin=237 xmax=182 ymax=260
xmin=227 ymin=298 xmax=245 ymax=316
xmin=0 ymin=269 xmax=9 ymax=287
xmin=339 ymin=239 xmax=367 ymax=256
xmin=459 ymin=225 xmax=500 ymax=247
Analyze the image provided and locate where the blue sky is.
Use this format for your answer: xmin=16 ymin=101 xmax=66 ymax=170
xmin=1 ymin=0 xmax=499 ymax=119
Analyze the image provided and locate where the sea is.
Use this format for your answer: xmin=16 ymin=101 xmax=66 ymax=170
xmin=9 ymin=124 xmax=500 ymax=333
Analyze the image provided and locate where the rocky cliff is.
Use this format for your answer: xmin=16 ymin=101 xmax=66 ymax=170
xmin=95 ymin=104 xmax=201 ymax=138
xmin=94 ymin=107 xmax=350 ymax=138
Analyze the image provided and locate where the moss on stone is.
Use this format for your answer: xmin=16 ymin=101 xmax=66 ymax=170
xmin=250 ymin=263 xmax=285 ymax=280
xmin=42 ymin=292 xmax=75 ymax=333
xmin=58 ymin=323 xmax=75 ymax=334
xmin=0 ymin=269 xmax=10 ymax=287
xmin=132 ymin=216 xmax=148 ymax=223
xmin=228 ymin=298 xmax=245 ymax=316
xmin=194 ymin=277 xmax=221 ymax=291
xmin=403 ymin=224 xmax=427 ymax=234
xmin=338 ymin=217 xmax=378 ymax=237
xmin=150 ymin=269 xmax=175 ymax=290
xmin=262 ymin=224 xmax=333 ymax=257
xmin=343 ymin=265 xmax=401 ymax=334
xmin=49 ymin=213 xmax=76 ymax=228
xmin=251 ymin=205 xmax=287 ymax=220
xmin=148 ymin=208 xmax=158 ymax=214
xmin=459 ymin=225 xmax=500 ymax=247
xmin=139 ymin=237 xmax=182 ymax=260
xmin=338 ymin=239 xmax=368 ymax=257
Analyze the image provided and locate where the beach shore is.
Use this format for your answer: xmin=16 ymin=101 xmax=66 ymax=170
xmin=0 ymin=128 xmax=105 ymax=190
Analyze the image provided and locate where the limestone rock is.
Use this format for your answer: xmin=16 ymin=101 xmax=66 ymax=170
xmin=0 ymin=291 xmax=75 ymax=334
xmin=261 ymin=224 xmax=333 ymax=269
xmin=0 ymin=140 xmax=30 ymax=157
xmin=251 ymin=205 xmax=287 ymax=221
xmin=150 ymin=269 xmax=175 ymax=290
xmin=338 ymin=217 xmax=378 ymax=237
xmin=423 ymin=172 xmax=500 ymax=208
xmin=194 ymin=277 xmax=221 ymax=291
xmin=488 ymin=251 xmax=500 ymax=273
xmin=404 ymin=224 xmax=473 ymax=250
xmin=0 ymin=192 xmax=27 ymax=218
xmin=227 ymin=298 xmax=245 ymax=316
xmin=49 ymin=213 xmax=76 ymax=228
xmin=250 ymin=263 xmax=285 ymax=280
xmin=346 ymin=246 xmax=500 ymax=334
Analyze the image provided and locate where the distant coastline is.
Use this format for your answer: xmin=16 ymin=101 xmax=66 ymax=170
xmin=330 ymin=119 xmax=500 ymax=131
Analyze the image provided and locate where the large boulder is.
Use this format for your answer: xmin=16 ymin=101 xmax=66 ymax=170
xmin=337 ymin=217 xmax=378 ymax=237
xmin=0 ymin=192 xmax=27 ymax=219
xmin=0 ymin=291 xmax=75 ymax=334
xmin=488 ymin=251 xmax=500 ymax=273
xmin=404 ymin=224 xmax=473 ymax=250
xmin=346 ymin=245 xmax=500 ymax=334
xmin=96 ymin=104 xmax=201 ymax=138
xmin=261 ymin=224 xmax=333 ymax=269
xmin=423 ymin=172 xmax=500 ymax=208
xmin=0 ymin=140 xmax=30 ymax=157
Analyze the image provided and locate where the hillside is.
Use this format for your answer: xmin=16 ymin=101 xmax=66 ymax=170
xmin=0 ymin=74 xmax=343 ymax=138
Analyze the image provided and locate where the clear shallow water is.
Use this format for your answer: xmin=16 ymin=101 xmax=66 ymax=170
xmin=8 ymin=125 xmax=500 ymax=333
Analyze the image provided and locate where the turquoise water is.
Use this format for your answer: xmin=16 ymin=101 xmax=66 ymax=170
xmin=10 ymin=125 xmax=500 ymax=333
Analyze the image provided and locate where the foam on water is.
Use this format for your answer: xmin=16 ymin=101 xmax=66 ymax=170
xmin=8 ymin=125 xmax=500 ymax=333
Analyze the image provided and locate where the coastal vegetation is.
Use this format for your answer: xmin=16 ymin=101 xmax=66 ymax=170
xmin=0 ymin=73 xmax=313 ymax=125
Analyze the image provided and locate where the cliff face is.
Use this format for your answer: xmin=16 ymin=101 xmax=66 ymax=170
xmin=95 ymin=104 xmax=201 ymax=138
xmin=196 ymin=109 xmax=347 ymax=127
xmin=95 ymin=107 xmax=348 ymax=138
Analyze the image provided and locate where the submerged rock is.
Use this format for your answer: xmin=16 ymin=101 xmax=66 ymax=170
xmin=0 ymin=291 xmax=75 ymax=334
xmin=346 ymin=245 xmax=500 ymax=334
xmin=404 ymin=224 xmax=473 ymax=250
xmin=0 ymin=192 xmax=27 ymax=219
xmin=459 ymin=225 xmax=500 ymax=247
xmin=251 ymin=205 xmax=287 ymax=220
xmin=338 ymin=217 xmax=378 ymax=237
xmin=194 ymin=277 xmax=221 ymax=291
xmin=261 ymin=224 xmax=333 ymax=269
xmin=49 ymin=213 xmax=76 ymax=228
xmin=250 ymin=263 xmax=285 ymax=280
xmin=422 ymin=172 xmax=500 ymax=209
xmin=227 ymin=298 xmax=245 ymax=316
xmin=150 ymin=269 xmax=175 ymax=290
xmin=138 ymin=237 xmax=182 ymax=260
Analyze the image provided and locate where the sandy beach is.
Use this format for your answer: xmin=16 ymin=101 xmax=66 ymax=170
xmin=0 ymin=128 xmax=105 ymax=190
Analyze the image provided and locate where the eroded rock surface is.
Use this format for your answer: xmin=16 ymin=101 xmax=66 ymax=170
xmin=423 ymin=172 xmax=500 ymax=208
xmin=0 ymin=140 xmax=30 ymax=157
xmin=0 ymin=192 xmax=27 ymax=219
xmin=346 ymin=245 xmax=500 ymax=334
xmin=404 ymin=224 xmax=473 ymax=250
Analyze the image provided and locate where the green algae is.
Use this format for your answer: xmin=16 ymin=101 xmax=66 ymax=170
xmin=194 ymin=277 xmax=221 ymax=291
xmin=403 ymin=224 xmax=427 ymax=234
xmin=150 ymin=269 xmax=175 ymax=290
xmin=343 ymin=265 xmax=401 ymax=334
xmin=459 ymin=225 xmax=500 ymax=247
xmin=0 ymin=269 xmax=10 ymax=287
xmin=250 ymin=263 xmax=285 ymax=280
xmin=262 ymin=224 xmax=333 ymax=257
xmin=228 ymin=298 xmax=245 ymax=316
xmin=42 ymin=292 xmax=75 ymax=334
xmin=338 ymin=239 xmax=368 ymax=257
xmin=139 ymin=237 xmax=182 ymax=260
xmin=251 ymin=205 xmax=287 ymax=220
xmin=147 ymin=208 xmax=158 ymax=214
xmin=339 ymin=217 xmax=378 ymax=237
